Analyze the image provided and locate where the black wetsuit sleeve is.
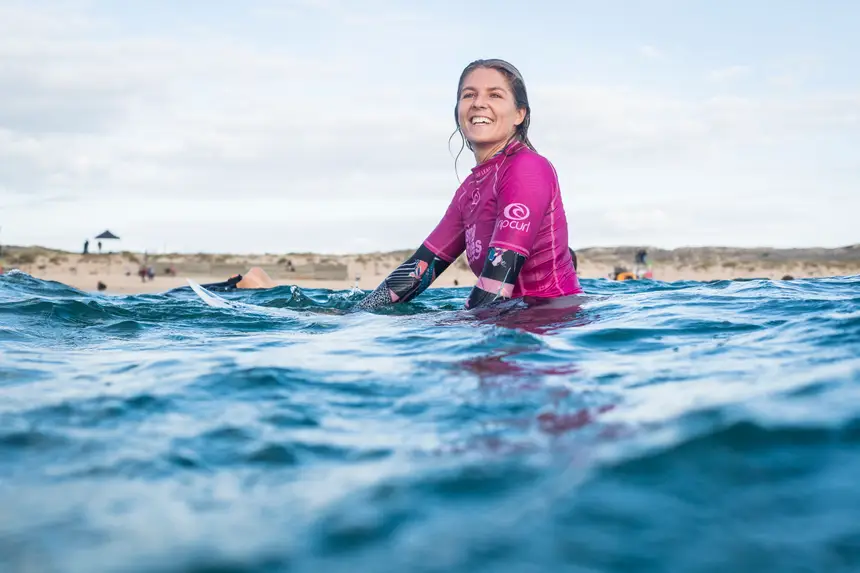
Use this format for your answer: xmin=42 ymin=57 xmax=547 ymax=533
xmin=465 ymin=247 xmax=527 ymax=309
xmin=356 ymin=245 xmax=451 ymax=310
xmin=199 ymin=274 xmax=243 ymax=291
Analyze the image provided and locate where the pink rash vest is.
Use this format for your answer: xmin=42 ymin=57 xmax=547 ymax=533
xmin=423 ymin=140 xmax=583 ymax=299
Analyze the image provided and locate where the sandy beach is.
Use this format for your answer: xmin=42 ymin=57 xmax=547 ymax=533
xmin=1 ymin=245 xmax=858 ymax=295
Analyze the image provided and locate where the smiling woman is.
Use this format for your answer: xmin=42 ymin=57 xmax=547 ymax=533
xmin=356 ymin=58 xmax=583 ymax=310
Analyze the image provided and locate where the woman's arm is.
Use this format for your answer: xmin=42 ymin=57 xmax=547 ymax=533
xmin=356 ymin=244 xmax=452 ymax=310
xmin=357 ymin=184 xmax=466 ymax=311
xmin=465 ymin=247 xmax=526 ymax=309
xmin=466 ymin=152 xmax=559 ymax=309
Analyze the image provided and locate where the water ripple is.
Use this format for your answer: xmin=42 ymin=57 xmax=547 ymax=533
xmin=1 ymin=272 xmax=859 ymax=572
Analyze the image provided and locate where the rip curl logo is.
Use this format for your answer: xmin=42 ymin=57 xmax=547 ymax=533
xmin=465 ymin=224 xmax=482 ymax=263
xmin=503 ymin=203 xmax=530 ymax=221
xmin=498 ymin=202 xmax=531 ymax=233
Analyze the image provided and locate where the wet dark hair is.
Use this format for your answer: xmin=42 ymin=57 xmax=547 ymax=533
xmin=449 ymin=59 xmax=536 ymax=175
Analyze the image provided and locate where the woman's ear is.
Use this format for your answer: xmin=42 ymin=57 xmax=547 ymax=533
xmin=514 ymin=107 xmax=526 ymax=126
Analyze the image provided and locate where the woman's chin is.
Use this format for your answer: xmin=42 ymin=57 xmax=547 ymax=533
xmin=468 ymin=137 xmax=503 ymax=151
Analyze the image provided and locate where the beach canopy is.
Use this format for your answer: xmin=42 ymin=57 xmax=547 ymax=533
xmin=95 ymin=230 xmax=120 ymax=240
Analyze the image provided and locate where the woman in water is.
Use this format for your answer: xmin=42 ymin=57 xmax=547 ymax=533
xmin=205 ymin=59 xmax=583 ymax=309
xmin=356 ymin=58 xmax=582 ymax=310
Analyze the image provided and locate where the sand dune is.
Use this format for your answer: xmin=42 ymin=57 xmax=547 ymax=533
xmin=1 ymin=244 xmax=858 ymax=294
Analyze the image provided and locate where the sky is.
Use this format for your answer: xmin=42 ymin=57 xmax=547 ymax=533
xmin=1 ymin=0 xmax=858 ymax=254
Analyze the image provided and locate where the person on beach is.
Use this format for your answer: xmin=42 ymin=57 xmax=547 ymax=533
xmin=203 ymin=59 xmax=583 ymax=309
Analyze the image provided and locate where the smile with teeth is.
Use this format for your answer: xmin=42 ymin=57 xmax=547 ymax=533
xmin=470 ymin=116 xmax=493 ymax=125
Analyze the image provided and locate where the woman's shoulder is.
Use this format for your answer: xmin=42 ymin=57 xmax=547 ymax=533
xmin=504 ymin=145 xmax=557 ymax=180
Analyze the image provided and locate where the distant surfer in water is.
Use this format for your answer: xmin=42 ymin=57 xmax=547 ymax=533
xmin=200 ymin=268 xmax=276 ymax=291
xmin=204 ymin=59 xmax=584 ymax=309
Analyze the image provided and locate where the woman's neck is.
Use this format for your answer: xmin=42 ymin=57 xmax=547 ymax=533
xmin=473 ymin=135 xmax=516 ymax=164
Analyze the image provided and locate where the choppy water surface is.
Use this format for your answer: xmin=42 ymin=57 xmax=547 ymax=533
xmin=1 ymin=271 xmax=859 ymax=573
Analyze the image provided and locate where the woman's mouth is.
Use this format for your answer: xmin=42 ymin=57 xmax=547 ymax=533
xmin=470 ymin=116 xmax=493 ymax=126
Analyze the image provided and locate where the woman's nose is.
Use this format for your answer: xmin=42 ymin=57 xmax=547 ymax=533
xmin=471 ymin=92 xmax=489 ymax=108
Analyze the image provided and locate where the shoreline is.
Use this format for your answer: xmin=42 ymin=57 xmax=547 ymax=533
xmin=1 ymin=244 xmax=857 ymax=295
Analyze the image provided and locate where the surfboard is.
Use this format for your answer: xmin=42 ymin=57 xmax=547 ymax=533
xmin=187 ymin=279 xmax=236 ymax=309
xmin=186 ymin=278 xmax=312 ymax=320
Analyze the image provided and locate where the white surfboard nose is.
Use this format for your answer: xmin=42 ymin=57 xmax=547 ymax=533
xmin=187 ymin=278 xmax=234 ymax=309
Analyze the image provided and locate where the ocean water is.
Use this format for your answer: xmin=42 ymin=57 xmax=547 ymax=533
xmin=1 ymin=270 xmax=859 ymax=573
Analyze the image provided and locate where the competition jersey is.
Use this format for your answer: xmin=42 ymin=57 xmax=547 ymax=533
xmin=423 ymin=140 xmax=583 ymax=298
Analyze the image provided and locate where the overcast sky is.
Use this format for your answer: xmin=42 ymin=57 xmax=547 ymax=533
xmin=1 ymin=0 xmax=858 ymax=254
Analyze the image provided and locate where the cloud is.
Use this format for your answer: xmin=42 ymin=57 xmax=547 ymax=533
xmin=706 ymin=65 xmax=752 ymax=83
xmin=638 ymin=45 xmax=663 ymax=60
xmin=767 ymin=74 xmax=797 ymax=89
xmin=251 ymin=0 xmax=425 ymax=26
xmin=531 ymin=86 xmax=860 ymax=162
xmin=1 ymin=3 xmax=858 ymax=252
xmin=0 ymin=2 xmax=454 ymax=203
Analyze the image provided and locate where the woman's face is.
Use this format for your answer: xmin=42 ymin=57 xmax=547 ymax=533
xmin=457 ymin=67 xmax=525 ymax=155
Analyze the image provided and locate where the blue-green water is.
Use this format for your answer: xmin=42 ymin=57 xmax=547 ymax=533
xmin=1 ymin=270 xmax=859 ymax=573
